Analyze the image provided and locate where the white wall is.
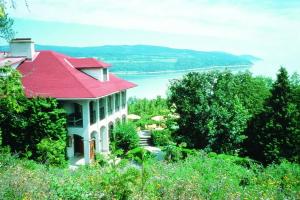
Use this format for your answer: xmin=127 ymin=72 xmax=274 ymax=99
xmin=10 ymin=41 xmax=35 ymax=59
xmin=61 ymin=91 xmax=128 ymax=164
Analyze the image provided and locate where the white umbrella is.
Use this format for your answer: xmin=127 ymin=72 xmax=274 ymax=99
xmin=127 ymin=114 xmax=141 ymax=120
xmin=151 ymin=115 xmax=164 ymax=121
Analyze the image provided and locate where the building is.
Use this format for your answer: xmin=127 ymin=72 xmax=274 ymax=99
xmin=0 ymin=38 xmax=137 ymax=164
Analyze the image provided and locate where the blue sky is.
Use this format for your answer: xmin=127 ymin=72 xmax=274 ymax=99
xmin=3 ymin=0 xmax=300 ymax=75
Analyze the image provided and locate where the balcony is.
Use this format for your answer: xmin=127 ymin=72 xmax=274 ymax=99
xmin=67 ymin=113 xmax=83 ymax=128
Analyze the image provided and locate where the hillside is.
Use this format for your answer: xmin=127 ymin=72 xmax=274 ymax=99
xmin=1 ymin=45 xmax=259 ymax=73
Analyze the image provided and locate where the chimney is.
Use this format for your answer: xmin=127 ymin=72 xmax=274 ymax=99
xmin=9 ymin=38 xmax=35 ymax=60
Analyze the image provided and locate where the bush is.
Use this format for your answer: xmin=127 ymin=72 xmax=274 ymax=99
xmin=37 ymin=138 xmax=66 ymax=166
xmin=112 ymin=122 xmax=139 ymax=153
xmin=1 ymin=97 xmax=67 ymax=165
xmin=126 ymin=147 xmax=153 ymax=164
xmin=0 ymin=152 xmax=299 ymax=199
xmin=0 ymin=67 xmax=68 ymax=165
xmin=152 ymin=129 xmax=172 ymax=146
xmin=95 ymin=153 xmax=108 ymax=166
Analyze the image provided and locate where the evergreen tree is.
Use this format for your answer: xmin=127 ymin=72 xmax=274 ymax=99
xmin=247 ymin=67 xmax=300 ymax=164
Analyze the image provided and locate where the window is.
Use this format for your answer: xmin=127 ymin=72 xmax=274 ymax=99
xmin=99 ymin=98 xmax=105 ymax=120
xmin=108 ymin=95 xmax=113 ymax=115
xmin=121 ymin=91 xmax=126 ymax=109
xmin=90 ymin=101 xmax=96 ymax=125
xmin=67 ymin=103 xmax=83 ymax=127
xmin=103 ymin=68 xmax=108 ymax=81
xmin=115 ymin=93 xmax=120 ymax=112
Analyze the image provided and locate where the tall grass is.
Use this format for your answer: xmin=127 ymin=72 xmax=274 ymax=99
xmin=0 ymin=150 xmax=299 ymax=199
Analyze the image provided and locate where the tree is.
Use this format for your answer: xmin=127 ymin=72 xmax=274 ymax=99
xmin=0 ymin=1 xmax=15 ymax=41
xmin=167 ymin=71 xmax=268 ymax=154
xmin=0 ymin=66 xmax=68 ymax=165
xmin=0 ymin=66 xmax=25 ymax=112
xmin=112 ymin=122 xmax=139 ymax=153
xmin=290 ymin=72 xmax=300 ymax=109
xmin=246 ymin=67 xmax=300 ymax=164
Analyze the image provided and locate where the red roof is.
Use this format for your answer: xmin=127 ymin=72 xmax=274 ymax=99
xmin=17 ymin=51 xmax=136 ymax=99
xmin=67 ymin=58 xmax=111 ymax=69
xmin=0 ymin=56 xmax=26 ymax=67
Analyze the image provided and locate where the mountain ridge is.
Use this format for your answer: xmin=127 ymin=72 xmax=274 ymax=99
xmin=0 ymin=44 xmax=260 ymax=73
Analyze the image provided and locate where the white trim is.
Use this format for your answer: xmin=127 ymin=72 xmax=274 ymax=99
xmin=56 ymin=90 xmax=127 ymax=100
xmin=64 ymin=58 xmax=75 ymax=68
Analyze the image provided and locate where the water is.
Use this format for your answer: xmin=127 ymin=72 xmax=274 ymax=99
xmin=118 ymin=66 xmax=251 ymax=99
xmin=119 ymin=59 xmax=300 ymax=99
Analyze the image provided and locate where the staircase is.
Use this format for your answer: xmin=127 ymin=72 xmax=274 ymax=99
xmin=138 ymin=130 xmax=152 ymax=147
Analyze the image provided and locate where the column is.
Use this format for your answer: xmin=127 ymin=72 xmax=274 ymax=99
xmin=82 ymin=100 xmax=91 ymax=164
xmin=103 ymin=126 xmax=110 ymax=153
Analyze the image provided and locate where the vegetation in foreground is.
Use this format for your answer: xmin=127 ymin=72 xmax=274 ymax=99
xmin=0 ymin=149 xmax=300 ymax=200
xmin=0 ymin=66 xmax=67 ymax=166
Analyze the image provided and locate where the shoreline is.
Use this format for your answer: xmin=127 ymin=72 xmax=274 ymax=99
xmin=112 ymin=65 xmax=251 ymax=76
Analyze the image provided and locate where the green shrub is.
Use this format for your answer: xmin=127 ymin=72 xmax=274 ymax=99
xmin=37 ymin=138 xmax=66 ymax=167
xmin=135 ymin=117 xmax=153 ymax=129
xmin=112 ymin=122 xmax=139 ymax=153
xmin=0 ymin=152 xmax=300 ymax=199
xmin=152 ymin=129 xmax=172 ymax=146
xmin=126 ymin=147 xmax=153 ymax=164
xmin=163 ymin=144 xmax=183 ymax=162
xmin=163 ymin=143 xmax=198 ymax=162
xmin=95 ymin=153 xmax=108 ymax=166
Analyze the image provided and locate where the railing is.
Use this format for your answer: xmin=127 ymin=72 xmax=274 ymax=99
xmin=67 ymin=113 xmax=83 ymax=127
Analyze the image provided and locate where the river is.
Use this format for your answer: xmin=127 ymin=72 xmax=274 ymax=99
xmin=118 ymin=66 xmax=250 ymax=99
xmin=118 ymin=60 xmax=299 ymax=99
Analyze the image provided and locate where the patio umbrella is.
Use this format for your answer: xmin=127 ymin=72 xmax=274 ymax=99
xmin=127 ymin=114 xmax=141 ymax=120
xmin=151 ymin=115 xmax=164 ymax=121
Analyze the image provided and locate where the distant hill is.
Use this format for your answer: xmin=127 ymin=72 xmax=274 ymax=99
xmin=0 ymin=44 xmax=260 ymax=74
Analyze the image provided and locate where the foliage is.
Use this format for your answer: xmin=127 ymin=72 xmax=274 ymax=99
xmin=111 ymin=122 xmax=139 ymax=153
xmin=290 ymin=72 xmax=300 ymax=110
xmin=0 ymin=151 xmax=299 ymax=199
xmin=0 ymin=67 xmax=67 ymax=166
xmin=126 ymin=147 xmax=153 ymax=164
xmin=163 ymin=143 xmax=197 ymax=162
xmin=0 ymin=2 xmax=15 ymax=41
xmin=128 ymin=96 xmax=170 ymax=129
xmin=168 ymin=71 xmax=270 ymax=154
xmin=151 ymin=129 xmax=172 ymax=146
xmin=0 ymin=66 xmax=25 ymax=112
xmin=246 ymin=67 xmax=300 ymax=164
xmin=128 ymin=96 xmax=169 ymax=117
xmin=95 ymin=152 xmax=108 ymax=166
xmin=37 ymin=138 xmax=66 ymax=166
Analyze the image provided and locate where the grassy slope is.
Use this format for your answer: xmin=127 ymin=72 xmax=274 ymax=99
xmin=0 ymin=151 xmax=299 ymax=200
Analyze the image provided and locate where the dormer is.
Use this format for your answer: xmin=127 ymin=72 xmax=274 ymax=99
xmin=66 ymin=58 xmax=111 ymax=81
